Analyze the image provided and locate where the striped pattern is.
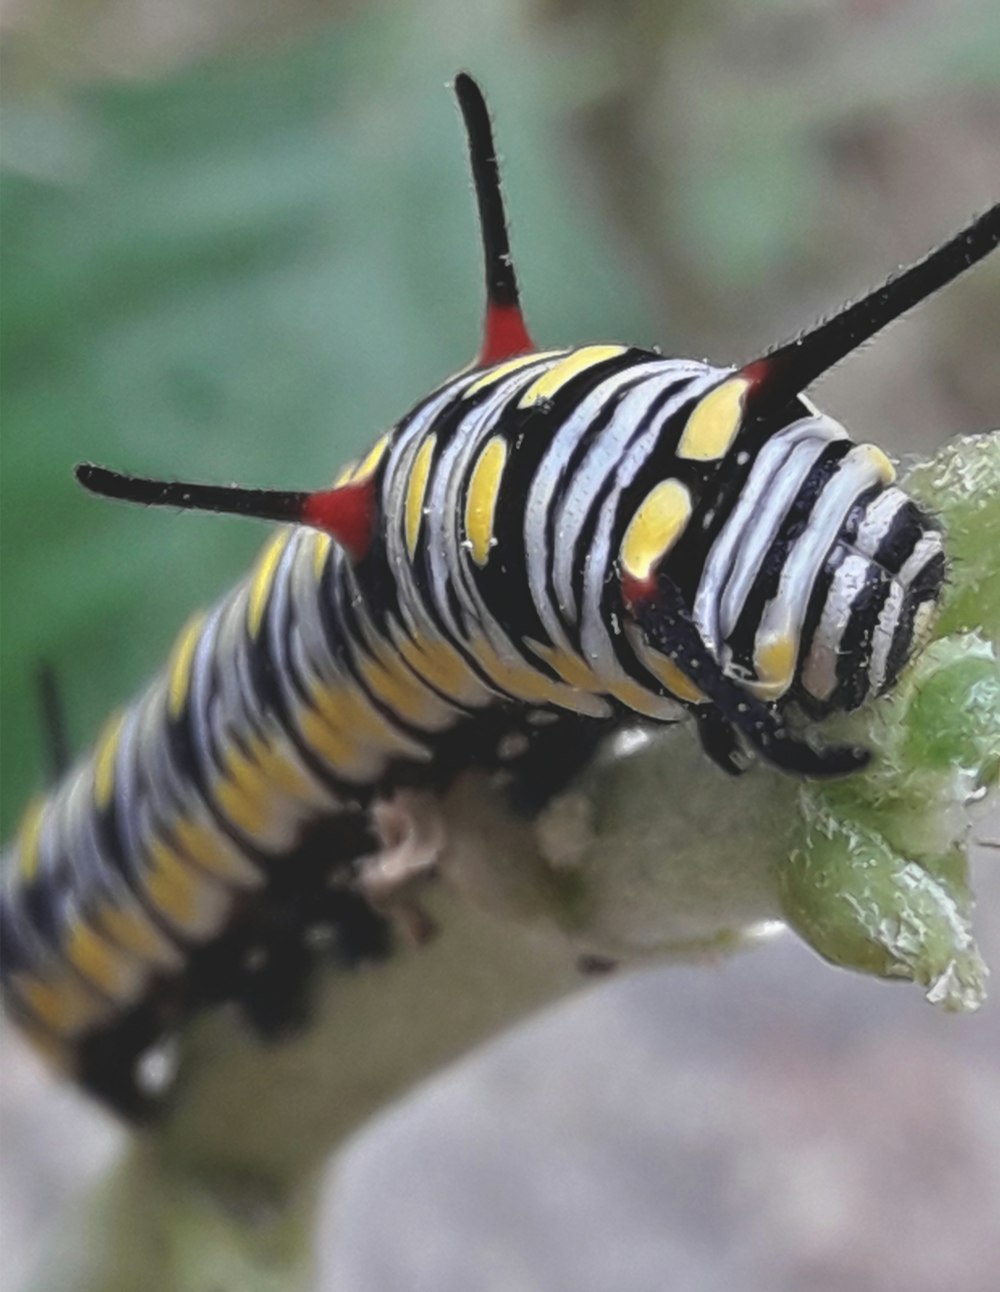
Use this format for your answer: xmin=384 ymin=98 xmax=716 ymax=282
xmin=0 ymin=342 xmax=946 ymax=1115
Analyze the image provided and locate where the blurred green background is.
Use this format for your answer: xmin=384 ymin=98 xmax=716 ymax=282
xmin=2 ymin=5 xmax=1000 ymax=1290
xmin=2 ymin=0 xmax=998 ymax=833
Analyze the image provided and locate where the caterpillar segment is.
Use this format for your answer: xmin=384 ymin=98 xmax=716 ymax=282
xmin=2 ymin=72 xmax=997 ymax=1116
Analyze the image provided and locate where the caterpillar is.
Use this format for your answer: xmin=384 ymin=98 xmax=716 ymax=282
xmin=2 ymin=73 xmax=997 ymax=1120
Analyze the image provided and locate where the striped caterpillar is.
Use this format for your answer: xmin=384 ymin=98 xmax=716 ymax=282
xmin=2 ymin=74 xmax=997 ymax=1119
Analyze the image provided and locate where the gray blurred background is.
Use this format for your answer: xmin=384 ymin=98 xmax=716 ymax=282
xmin=2 ymin=0 xmax=999 ymax=1288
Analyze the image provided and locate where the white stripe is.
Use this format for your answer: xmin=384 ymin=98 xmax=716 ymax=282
xmin=572 ymin=368 xmax=725 ymax=716
xmin=853 ymin=486 xmax=909 ymax=558
xmin=800 ymin=551 xmax=871 ymax=702
xmin=868 ymin=579 xmax=905 ymax=695
xmin=526 ymin=361 xmax=683 ymax=646
xmin=896 ymin=532 xmax=944 ymax=588
xmin=695 ymin=416 xmax=847 ymax=650
xmin=752 ymin=443 xmax=896 ymax=685
xmin=551 ymin=365 xmax=701 ymax=622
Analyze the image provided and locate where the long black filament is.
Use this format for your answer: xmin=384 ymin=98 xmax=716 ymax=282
xmin=454 ymin=71 xmax=523 ymax=313
xmin=75 ymin=463 xmax=308 ymax=525
xmin=760 ymin=202 xmax=1000 ymax=397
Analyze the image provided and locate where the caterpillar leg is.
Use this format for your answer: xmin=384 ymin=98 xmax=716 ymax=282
xmin=355 ymin=790 xmax=445 ymax=945
xmin=693 ymin=707 xmax=749 ymax=777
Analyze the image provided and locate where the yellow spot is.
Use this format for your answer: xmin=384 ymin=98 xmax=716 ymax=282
xmin=65 ymin=921 xmax=127 ymax=998
xmin=519 ymin=345 xmax=627 ymax=408
xmin=17 ymin=798 xmax=45 ymax=881
xmin=349 ymin=433 xmax=390 ymax=484
xmin=405 ymin=434 xmax=436 ymax=558
xmin=174 ymin=814 xmax=262 ymax=888
xmin=620 ymin=479 xmax=692 ymax=583
xmin=640 ymin=651 xmax=706 ymax=705
xmin=676 ymin=376 xmax=749 ymax=461
xmin=527 ymin=640 xmax=601 ymax=692
xmin=312 ymin=532 xmax=333 ymax=580
xmin=465 ymin=435 xmax=507 ymax=566
xmin=753 ymin=630 xmax=798 ymax=699
xmin=16 ymin=971 xmax=106 ymax=1035
xmin=167 ymin=612 xmax=206 ymax=719
xmin=464 ymin=350 xmax=563 ymax=398
xmin=93 ymin=711 xmax=125 ymax=810
xmin=247 ymin=530 xmax=290 ymax=639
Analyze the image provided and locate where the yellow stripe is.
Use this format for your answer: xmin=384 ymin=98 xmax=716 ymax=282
xmin=357 ymin=654 xmax=438 ymax=727
xmin=467 ymin=633 xmax=561 ymax=705
xmin=333 ymin=460 xmax=357 ymax=486
xmin=297 ymin=706 xmax=359 ymax=771
xmin=348 ymin=432 xmax=390 ymax=484
xmin=676 ymin=376 xmax=749 ymax=461
xmin=96 ymin=901 xmax=178 ymax=966
xmin=463 ymin=350 xmax=563 ymax=398
xmin=246 ymin=734 xmax=318 ymax=804
xmin=93 ymin=711 xmax=125 ymax=810
xmin=311 ymin=532 xmax=333 ymax=580
xmin=65 ymin=921 xmax=128 ymax=998
xmin=16 ymin=971 xmax=106 ymax=1035
xmin=518 ymin=345 xmax=626 ymax=408
xmin=465 ymin=435 xmax=508 ymax=566
xmin=167 ymin=611 xmax=206 ymax=718
xmin=394 ymin=632 xmax=481 ymax=705
xmin=214 ymin=773 xmax=269 ymax=840
xmin=405 ymin=434 xmax=436 ymax=558
xmin=17 ymin=798 xmax=45 ymax=881
xmin=606 ymin=671 xmax=687 ymax=720
xmin=639 ymin=650 xmax=706 ymax=705
xmin=145 ymin=840 xmax=209 ymax=930
xmin=224 ymin=743 xmax=271 ymax=803
xmin=311 ymin=680 xmax=397 ymax=749
xmin=620 ymin=479 xmax=692 ymax=583
xmin=526 ymin=639 xmax=601 ymax=692
xmin=173 ymin=814 xmax=262 ymax=887
xmin=247 ymin=530 xmax=290 ymax=639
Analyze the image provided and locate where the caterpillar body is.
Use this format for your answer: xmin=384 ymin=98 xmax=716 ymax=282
xmin=2 ymin=74 xmax=997 ymax=1118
